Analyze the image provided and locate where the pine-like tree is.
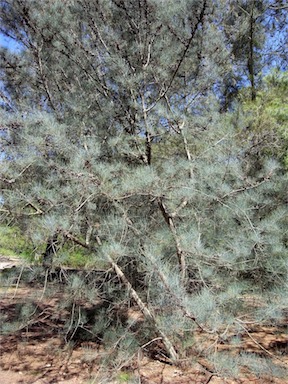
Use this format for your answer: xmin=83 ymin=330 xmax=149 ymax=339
xmin=0 ymin=0 xmax=287 ymax=372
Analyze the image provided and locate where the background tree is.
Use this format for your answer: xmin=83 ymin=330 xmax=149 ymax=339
xmin=239 ymin=70 xmax=288 ymax=172
xmin=218 ymin=0 xmax=288 ymax=110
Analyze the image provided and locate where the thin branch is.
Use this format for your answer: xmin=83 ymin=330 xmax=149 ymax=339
xmin=40 ymin=269 xmax=49 ymax=301
xmin=269 ymin=5 xmax=288 ymax=9
xmin=142 ymin=42 xmax=151 ymax=69
xmin=23 ymin=202 xmax=44 ymax=215
xmin=61 ymin=230 xmax=90 ymax=249
xmin=237 ymin=321 xmax=288 ymax=366
xmin=107 ymin=254 xmax=178 ymax=361
xmin=16 ymin=191 xmax=44 ymax=215
xmin=158 ymin=1 xmax=207 ymax=100
xmin=61 ymin=226 xmax=178 ymax=361
xmin=0 ymin=163 xmax=33 ymax=184
xmin=141 ymin=93 xmax=151 ymax=165
xmin=144 ymin=1 xmax=207 ymax=114
xmin=221 ymin=171 xmax=273 ymax=200
xmin=12 ymin=264 xmax=25 ymax=299
xmin=141 ymin=337 xmax=162 ymax=350
xmin=35 ymin=43 xmax=58 ymax=113
xmin=145 ymin=251 xmax=212 ymax=333
xmin=178 ymin=120 xmax=193 ymax=178
xmin=75 ymin=193 xmax=96 ymax=213
xmin=171 ymin=199 xmax=188 ymax=218
xmin=56 ymin=43 xmax=109 ymax=97
xmin=158 ymin=197 xmax=186 ymax=282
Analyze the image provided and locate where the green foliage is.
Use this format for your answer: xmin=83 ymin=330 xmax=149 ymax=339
xmin=239 ymin=353 xmax=288 ymax=379
xmin=211 ymin=352 xmax=240 ymax=378
xmin=117 ymin=372 xmax=133 ymax=383
xmin=57 ymin=247 xmax=94 ymax=269
xmin=0 ymin=224 xmax=33 ymax=259
xmin=0 ymin=0 xmax=287 ymax=377
xmin=240 ymin=70 xmax=288 ymax=167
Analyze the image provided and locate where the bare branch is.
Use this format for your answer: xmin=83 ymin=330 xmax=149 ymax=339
xmin=158 ymin=197 xmax=187 ymax=282
xmin=107 ymin=254 xmax=179 ymax=361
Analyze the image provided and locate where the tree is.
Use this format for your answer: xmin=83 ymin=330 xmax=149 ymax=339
xmin=218 ymin=0 xmax=288 ymax=110
xmin=239 ymin=70 xmax=288 ymax=171
xmin=222 ymin=0 xmax=266 ymax=102
xmin=0 ymin=0 xmax=287 ymax=373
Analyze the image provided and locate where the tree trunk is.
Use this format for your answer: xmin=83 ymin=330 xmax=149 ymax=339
xmin=107 ymin=254 xmax=179 ymax=362
xmin=42 ymin=233 xmax=58 ymax=269
xmin=248 ymin=1 xmax=256 ymax=101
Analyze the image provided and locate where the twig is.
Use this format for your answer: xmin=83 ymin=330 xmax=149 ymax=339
xmin=68 ymin=305 xmax=82 ymax=341
xmin=40 ymin=268 xmax=49 ymax=301
xmin=141 ymin=337 xmax=162 ymax=350
xmin=221 ymin=172 xmax=273 ymax=200
xmin=1 ymin=163 xmax=33 ymax=184
xmin=158 ymin=197 xmax=186 ymax=282
xmin=237 ymin=321 xmax=288 ymax=366
xmin=143 ymin=42 xmax=151 ymax=69
xmin=12 ymin=264 xmax=25 ymax=299
xmin=204 ymin=374 xmax=215 ymax=384
xmin=171 ymin=199 xmax=188 ymax=218
xmin=65 ymin=301 xmax=76 ymax=343
xmin=145 ymin=252 xmax=213 ymax=333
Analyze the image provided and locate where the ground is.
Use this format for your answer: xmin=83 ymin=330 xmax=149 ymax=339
xmin=0 ymin=256 xmax=287 ymax=384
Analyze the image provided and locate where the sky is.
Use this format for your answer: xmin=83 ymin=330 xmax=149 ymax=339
xmin=0 ymin=32 xmax=23 ymax=52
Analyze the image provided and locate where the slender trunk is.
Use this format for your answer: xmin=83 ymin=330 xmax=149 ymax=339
xmin=141 ymin=94 xmax=152 ymax=165
xmin=107 ymin=254 xmax=178 ymax=361
xmin=248 ymin=2 xmax=256 ymax=101
xmin=158 ymin=198 xmax=187 ymax=282
xmin=42 ymin=233 xmax=58 ymax=269
xmin=179 ymin=121 xmax=193 ymax=179
xmin=61 ymin=229 xmax=179 ymax=360
xmin=145 ymin=129 xmax=152 ymax=165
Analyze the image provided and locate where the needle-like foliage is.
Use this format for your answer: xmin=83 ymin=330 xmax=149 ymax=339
xmin=0 ymin=0 xmax=287 ymax=373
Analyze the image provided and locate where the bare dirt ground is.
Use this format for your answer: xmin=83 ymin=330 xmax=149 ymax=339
xmin=1 ymin=258 xmax=287 ymax=384
xmin=0 ymin=255 xmax=22 ymax=270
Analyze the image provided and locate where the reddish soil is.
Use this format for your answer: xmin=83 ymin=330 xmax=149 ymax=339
xmin=0 ymin=270 xmax=287 ymax=383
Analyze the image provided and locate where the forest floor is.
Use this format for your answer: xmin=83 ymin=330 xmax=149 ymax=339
xmin=0 ymin=256 xmax=288 ymax=384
